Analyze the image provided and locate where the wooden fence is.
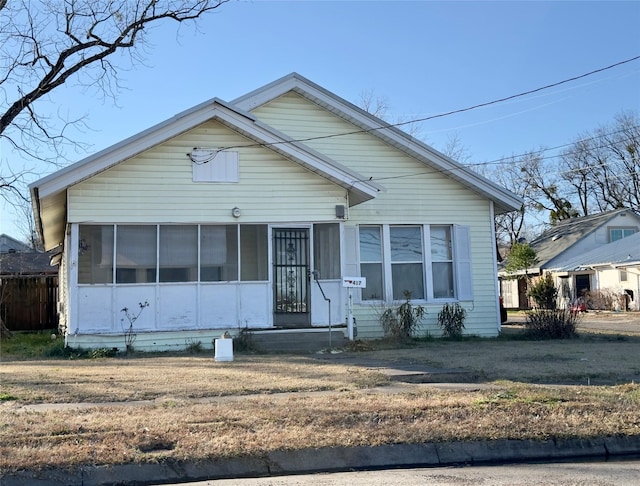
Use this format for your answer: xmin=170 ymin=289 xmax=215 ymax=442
xmin=0 ymin=276 xmax=59 ymax=331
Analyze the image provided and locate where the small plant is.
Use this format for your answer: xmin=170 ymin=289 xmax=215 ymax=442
xmin=528 ymin=273 xmax=558 ymax=309
xmin=185 ymin=339 xmax=203 ymax=354
xmin=121 ymin=301 xmax=149 ymax=354
xmin=234 ymin=326 xmax=255 ymax=352
xmin=378 ymin=291 xmax=425 ymax=341
xmin=437 ymin=303 xmax=466 ymax=339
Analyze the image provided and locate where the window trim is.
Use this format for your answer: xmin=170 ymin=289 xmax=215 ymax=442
xmin=357 ymin=224 xmax=472 ymax=304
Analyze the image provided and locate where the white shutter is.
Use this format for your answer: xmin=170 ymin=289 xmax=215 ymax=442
xmin=192 ymin=151 xmax=239 ymax=182
xmin=454 ymin=225 xmax=473 ymax=301
xmin=343 ymin=225 xmax=359 ymax=277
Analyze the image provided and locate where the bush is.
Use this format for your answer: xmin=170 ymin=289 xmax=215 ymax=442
xmin=437 ymin=303 xmax=466 ymax=339
xmin=379 ymin=291 xmax=425 ymax=341
xmin=525 ymin=309 xmax=580 ymax=339
xmin=528 ymin=273 xmax=558 ymax=309
xmin=584 ymin=289 xmax=616 ymax=310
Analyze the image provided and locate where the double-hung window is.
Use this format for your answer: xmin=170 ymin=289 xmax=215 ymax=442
xmin=358 ymin=224 xmax=471 ymax=302
xmin=359 ymin=226 xmax=383 ymax=300
xmin=390 ymin=226 xmax=424 ymax=300
xmin=430 ymin=226 xmax=454 ymax=298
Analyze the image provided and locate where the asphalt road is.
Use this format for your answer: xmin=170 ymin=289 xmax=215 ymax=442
xmin=164 ymin=459 xmax=640 ymax=485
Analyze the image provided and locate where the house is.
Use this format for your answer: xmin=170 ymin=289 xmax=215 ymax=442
xmin=500 ymin=208 xmax=640 ymax=309
xmin=30 ymin=73 xmax=522 ymax=351
xmin=0 ymin=247 xmax=59 ymax=331
xmin=548 ymin=231 xmax=640 ymax=311
xmin=0 ymin=234 xmax=31 ymax=253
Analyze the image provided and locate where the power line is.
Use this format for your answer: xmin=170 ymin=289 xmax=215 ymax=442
xmin=207 ymin=55 xmax=640 ymax=154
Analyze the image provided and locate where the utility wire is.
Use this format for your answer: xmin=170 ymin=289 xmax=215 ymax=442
xmin=206 ymin=55 xmax=640 ymax=154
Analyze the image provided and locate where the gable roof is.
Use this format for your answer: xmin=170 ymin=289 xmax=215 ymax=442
xmin=530 ymin=208 xmax=640 ymax=268
xmin=29 ymin=96 xmax=382 ymax=250
xmin=549 ymin=231 xmax=640 ymax=271
xmin=0 ymin=251 xmax=58 ymax=276
xmin=0 ymin=234 xmax=30 ymax=253
xmin=30 ymin=73 xmax=522 ymax=251
xmin=233 ymin=72 xmax=523 ymax=215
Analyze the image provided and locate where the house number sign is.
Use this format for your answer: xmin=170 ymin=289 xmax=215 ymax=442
xmin=342 ymin=277 xmax=367 ymax=288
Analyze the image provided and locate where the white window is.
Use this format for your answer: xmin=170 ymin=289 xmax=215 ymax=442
xmin=620 ymin=269 xmax=628 ymax=282
xmin=357 ymin=224 xmax=472 ymax=302
xmin=359 ymin=226 xmax=384 ymax=300
xmin=610 ymin=227 xmax=636 ymax=242
xmin=390 ymin=226 xmax=424 ymax=300
xmin=192 ymin=150 xmax=239 ymax=183
xmin=431 ymin=226 xmax=454 ymax=299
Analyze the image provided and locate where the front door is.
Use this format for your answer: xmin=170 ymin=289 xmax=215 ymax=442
xmin=273 ymin=228 xmax=311 ymax=327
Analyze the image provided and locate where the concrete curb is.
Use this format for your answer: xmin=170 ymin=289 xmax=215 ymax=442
xmin=3 ymin=436 xmax=640 ymax=486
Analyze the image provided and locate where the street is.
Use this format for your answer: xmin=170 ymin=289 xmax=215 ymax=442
xmin=162 ymin=459 xmax=640 ymax=485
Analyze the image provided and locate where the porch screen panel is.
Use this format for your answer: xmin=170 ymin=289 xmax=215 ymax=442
xmin=159 ymin=225 xmax=197 ymax=282
xmin=201 ymin=225 xmax=238 ymax=281
xmin=359 ymin=226 xmax=383 ymax=300
xmin=313 ymin=223 xmax=340 ymax=279
xmin=240 ymin=225 xmax=268 ymax=281
xmin=390 ymin=226 xmax=424 ymax=300
xmin=116 ymin=225 xmax=157 ymax=284
xmin=78 ymin=225 xmax=113 ymax=284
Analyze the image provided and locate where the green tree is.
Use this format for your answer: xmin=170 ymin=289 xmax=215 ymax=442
xmin=504 ymin=242 xmax=538 ymax=278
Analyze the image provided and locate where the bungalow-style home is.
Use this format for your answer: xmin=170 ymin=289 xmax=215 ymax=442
xmin=547 ymin=231 xmax=640 ymax=311
xmin=500 ymin=208 xmax=640 ymax=309
xmin=30 ymin=73 xmax=521 ymax=351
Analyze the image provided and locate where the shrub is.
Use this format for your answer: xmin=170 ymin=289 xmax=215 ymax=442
xmin=437 ymin=303 xmax=466 ymax=339
xmin=525 ymin=309 xmax=580 ymax=339
xmin=379 ymin=291 xmax=425 ymax=341
xmin=185 ymin=339 xmax=203 ymax=354
xmin=584 ymin=289 xmax=616 ymax=310
xmin=528 ymin=273 xmax=558 ymax=309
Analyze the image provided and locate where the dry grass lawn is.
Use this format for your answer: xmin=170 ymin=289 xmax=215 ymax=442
xmin=1 ymin=331 xmax=640 ymax=473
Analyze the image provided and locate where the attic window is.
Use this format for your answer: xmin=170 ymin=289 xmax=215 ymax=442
xmin=190 ymin=149 xmax=239 ymax=183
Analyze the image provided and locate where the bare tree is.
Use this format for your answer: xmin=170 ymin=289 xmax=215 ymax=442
xmin=0 ymin=0 xmax=229 ymax=198
xmin=518 ymin=149 xmax=579 ymax=224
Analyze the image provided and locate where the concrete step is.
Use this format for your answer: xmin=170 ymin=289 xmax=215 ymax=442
xmin=248 ymin=328 xmax=346 ymax=353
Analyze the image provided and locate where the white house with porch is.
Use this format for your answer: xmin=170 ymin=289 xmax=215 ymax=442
xmin=30 ymin=73 xmax=521 ymax=351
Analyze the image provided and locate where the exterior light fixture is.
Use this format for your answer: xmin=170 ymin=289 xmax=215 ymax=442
xmin=232 ymin=207 xmax=241 ymax=218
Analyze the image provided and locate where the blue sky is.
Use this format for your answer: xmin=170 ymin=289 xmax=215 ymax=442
xmin=2 ymin=0 xmax=640 ymax=239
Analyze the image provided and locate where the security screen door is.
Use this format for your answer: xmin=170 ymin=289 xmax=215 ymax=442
xmin=273 ymin=228 xmax=311 ymax=327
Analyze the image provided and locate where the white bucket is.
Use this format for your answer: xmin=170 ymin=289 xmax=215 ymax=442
xmin=214 ymin=337 xmax=234 ymax=362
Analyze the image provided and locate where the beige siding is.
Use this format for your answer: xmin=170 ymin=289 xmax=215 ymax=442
xmin=68 ymin=120 xmax=347 ymax=224
xmin=253 ymin=93 xmax=500 ymax=337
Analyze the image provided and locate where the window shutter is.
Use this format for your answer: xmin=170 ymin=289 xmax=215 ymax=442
xmin=343 ymin=225 xmax=358 ymax=277
xmin=454 ymin=225 xmax=473 ymax=301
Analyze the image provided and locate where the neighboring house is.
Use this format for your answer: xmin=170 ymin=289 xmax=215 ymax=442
xmin=548 ymin=231 xmax=640 ymax=311
xmin=0 ymin=234 xmax=30 ymax=253
xmin=500 ymin=208 xmax=640 ymax=309
xmin=30 ymin=73 xmax=521 ymax=351
xmin=0 ymin=248 xmax=59 ymax=331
